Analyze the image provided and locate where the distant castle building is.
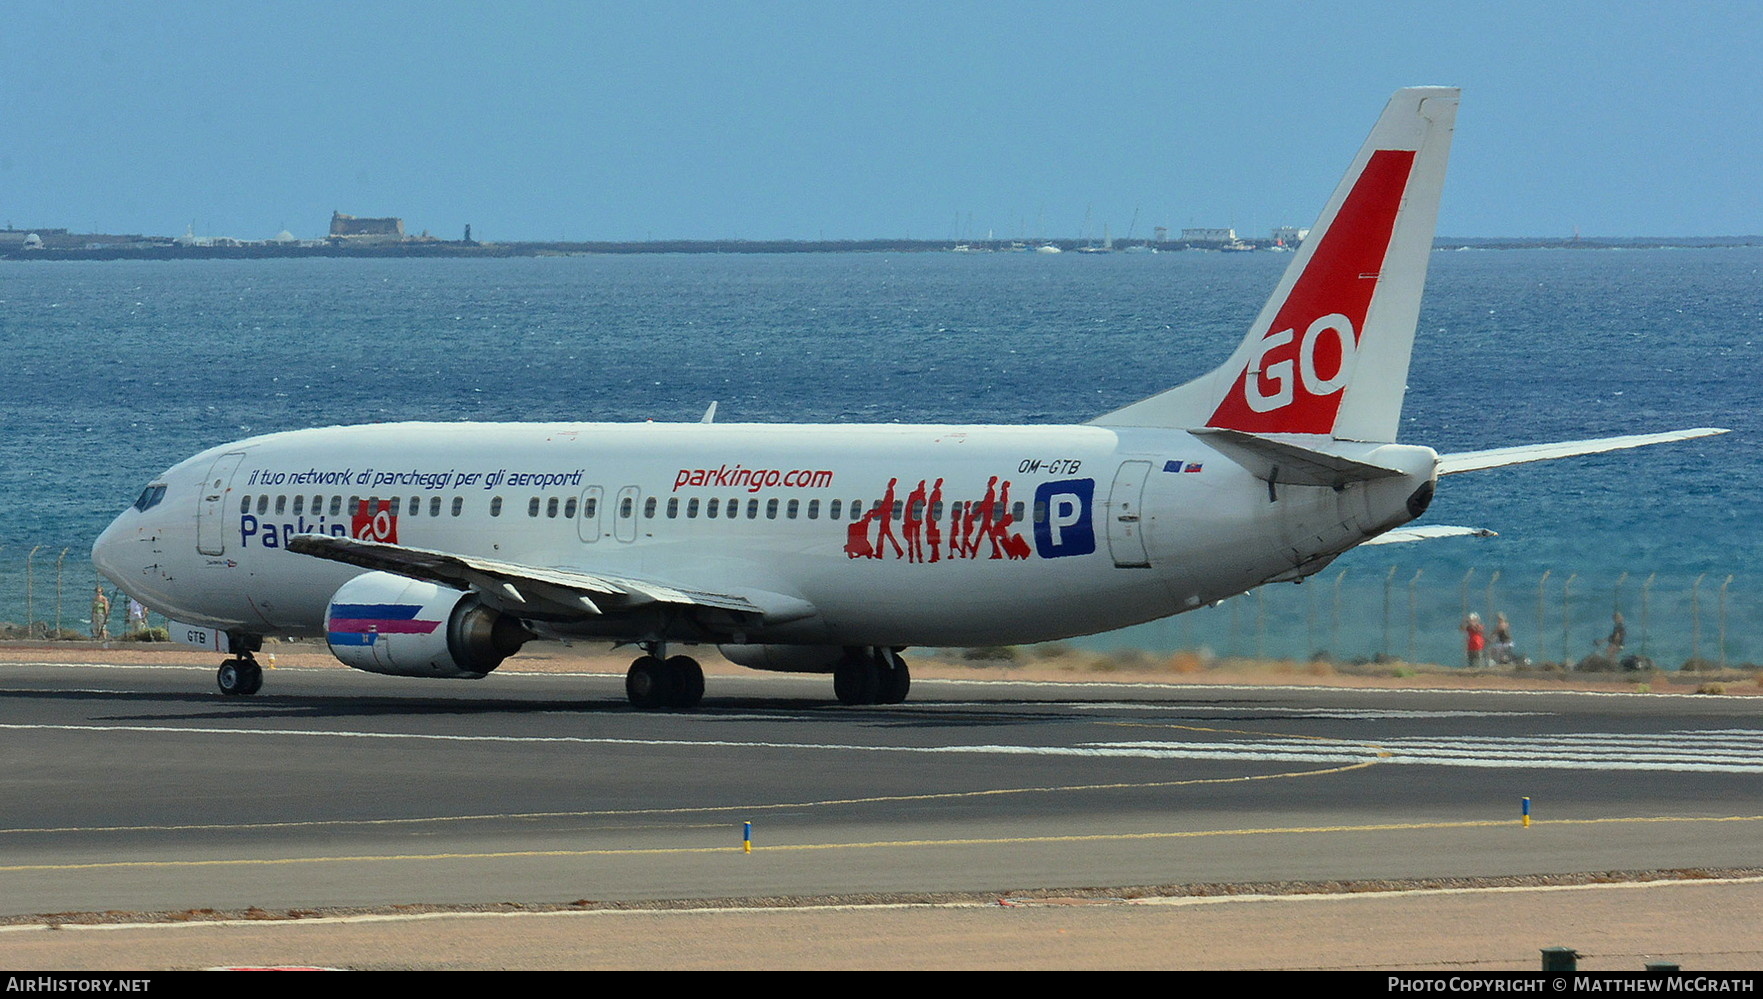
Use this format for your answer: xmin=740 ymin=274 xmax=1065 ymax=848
xmin=1271 ymin=226 xmax=1311 ymax=245
xmin=329 ymin=211 xmax=405 ymax=243
xmin=1180 ymin=227 xmax=1237 ymax=243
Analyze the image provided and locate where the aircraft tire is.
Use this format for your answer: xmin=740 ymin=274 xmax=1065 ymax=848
xmin=877 ymin=650 xmax=910 ymax=704
xmin=216 ymin=659 xmax=259 ymax=697
xmin=625 ymin=655 xmax=672 ymax=709
xmin=833 ymin=652 xmax=879 ymax=705
xmin=664 ymin=656 xmax=704 ymax=709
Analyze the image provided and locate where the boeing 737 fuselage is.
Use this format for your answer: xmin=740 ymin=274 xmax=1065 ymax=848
xmin=91 ymin=89 xmax=1726 ymax=707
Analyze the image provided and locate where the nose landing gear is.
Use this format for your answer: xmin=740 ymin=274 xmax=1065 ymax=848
xmin=216 ymin=652 xmax=263 ymax=696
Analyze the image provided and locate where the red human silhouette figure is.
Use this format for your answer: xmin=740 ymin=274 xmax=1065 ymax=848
xmin=975 ymin=477 xmax=1001 ymax=558
xmin=903 ymin=479 xmax=928 ymax=563
xmin=844 ymin=506 xmax=877 ymax=558
xmin=924 ymin=478 xmax=944 ymax=563
xmin=991 ymin=479 xmax=1032 ymax=560
xmin=873 ymin=478 xmax=905 ymax=559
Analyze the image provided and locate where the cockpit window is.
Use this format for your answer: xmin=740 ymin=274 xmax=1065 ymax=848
xmin=132 ymin=484 xmax=168 ymax=512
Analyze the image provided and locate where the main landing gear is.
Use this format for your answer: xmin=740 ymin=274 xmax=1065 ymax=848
xmin=625 ymin=644 xmax=705 ymax=710
xmin=216 ymin=650 xmax=264 ymax=696
xmin=834 ymin=647 xmax=910 ymax=706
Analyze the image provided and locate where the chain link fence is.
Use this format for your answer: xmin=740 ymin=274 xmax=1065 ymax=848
xmin=0 ymin=546 xmax=168 ymax=641
xmin=1084 ymin=566 xmax=1755 ymax=672
xmin=2 ymin=546 xmax=1753 ymax=671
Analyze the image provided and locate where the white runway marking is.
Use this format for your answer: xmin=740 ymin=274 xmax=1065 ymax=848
xmin=4 ymin=719 xmax=1762 ymax=772
xmin=1092 ymin=729 xmax=1763 ymax=773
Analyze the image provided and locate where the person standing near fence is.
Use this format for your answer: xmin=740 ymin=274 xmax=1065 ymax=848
xmin=90 ymin=586 xmax=110 ymax=641
xmin=1462 ymin=612 xmax=1487 ymax=668
xmin=1605 ymin=611 xmax=1626 ymax=658
xmin=1492 ymin=613 xmax=1515 ymax=664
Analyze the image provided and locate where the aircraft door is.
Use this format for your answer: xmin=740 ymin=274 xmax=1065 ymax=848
xmin=196 ymin=452 xmax=248 ymax=556
xmin=613 ymin=485 xmax=641 ymax=543
xmin=576 ymin=485 xmax=604 ymax=543
xmin=1105 ymin=460 xmax=1152 ymax=568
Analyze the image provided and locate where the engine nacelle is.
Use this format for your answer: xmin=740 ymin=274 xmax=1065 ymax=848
xmin=325 ymin=572 xmax=529 ymax=678
xmin=718 ymin=643 xmax=845 ymax=673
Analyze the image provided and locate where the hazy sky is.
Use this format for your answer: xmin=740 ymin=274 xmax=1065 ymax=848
xmin=6 ymin=1 xmax=1758 ymax=241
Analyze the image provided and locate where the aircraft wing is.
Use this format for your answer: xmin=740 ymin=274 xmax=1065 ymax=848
xmin=285 ymin=534 xmax=817 ymax=625
xmin=1436 ymin=428 xmax=1729 ymax=475
xmin=1361 ymin=525 xmax=1496 ymax=545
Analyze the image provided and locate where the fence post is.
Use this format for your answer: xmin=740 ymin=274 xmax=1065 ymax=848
xmin=55 ymin=548 xmax=68 ymax=637
xmin=1562 ymin=573 xmax=1578 ymax=668
xmin=1306 ymin=579 xmax=1316 ymax=659
xmin=26 ymin=545 xmax=41 ymax=638
xmin=1641 ymin=572 xmax=1656 ymax=658
xmin=1536 ymin=570 xmax=1551 ymax=665
xmin=1383 ymin=566 xmax=1397 ymax=659
xmin=1254 ymin=589 xmax=1266 ymax=662
xmin=1692 ymin=573 xmax=1707 ymax=663
xmin=1719 ymin=575 xmax=1733 ymax=669
xmin=1331 ymin=569 xmax=1346 ymax=656
xmin=1407 ymin=569 xmax=1423 ymax=664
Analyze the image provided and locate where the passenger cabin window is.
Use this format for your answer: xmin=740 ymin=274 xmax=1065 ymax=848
xmin=707 ymin=498 xmax=720 ymax=518
xmin=275 ymin=495 xmax=287 ymax=515
xmin=808 ymin=499 xmax=820 ymax=519
xmin=829 ymin=499 xmax=842 ymax=520
xmin=787 ymin=499 xmax=799 ymax=519
xmin=766 ymin=498 xmax=779 ymax=519
xmin=490 ymin=496 xmax=503 ymax=517
xmin=451 ymin=497 xmax=463 ymax=517
xmin=619 ymin=497 xmax=634 ymax=519
xmin=666 ymin=498 xmax=678 ymax=519
xmin=584 ymin=498 xmax=599 ymax=519
xmin=687 ymin=498 xmax=700 ymax=518
xmin=565 ymin=498 xmax=578 ymax=519
xmin=528 ymin=497 xmax=541 ymax=517
xmin=725 ymin=498 xmax=737 ymax=519
xmin=239 ymin=496 xmax=251 ymax=514
xmin=293 ymin=496 xmax=304 ymax=515
xmin=747 ymin=499 xmax=759 ymax=519
xmin=547 ymin=497 xmax=559 ymax=518
xmin=644 ymin=497 xmax=657 ymax=518
xmin=430 ymin=497 xmax=442 ymax=517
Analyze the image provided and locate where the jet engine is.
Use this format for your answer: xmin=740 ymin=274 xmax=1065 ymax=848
xmin=325 ymin=571 xmax=529 ymax=678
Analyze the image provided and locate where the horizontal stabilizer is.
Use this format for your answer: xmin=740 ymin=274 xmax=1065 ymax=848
xmin=1189 ymin=427 xmax=1407 ymax=487
xmin=1437 ymin=428 xmax=1729 ymax=475
xmin=1362 ymin=525 xmax=1496 ymax=546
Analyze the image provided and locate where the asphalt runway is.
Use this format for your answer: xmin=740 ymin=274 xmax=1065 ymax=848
xmin=5 ymin=659 xmax=1763 ymax=929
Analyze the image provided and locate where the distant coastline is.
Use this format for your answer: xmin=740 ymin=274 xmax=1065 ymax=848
xmin=3 ymin=233 xmax=1759 ymax=261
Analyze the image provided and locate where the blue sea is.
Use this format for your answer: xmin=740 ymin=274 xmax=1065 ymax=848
xmin=2 ymin=249 xmax=1757 ymax=666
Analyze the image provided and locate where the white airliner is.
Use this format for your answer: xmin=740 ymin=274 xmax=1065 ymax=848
xmin=92 ymin=88 xmax=1725 ymax=707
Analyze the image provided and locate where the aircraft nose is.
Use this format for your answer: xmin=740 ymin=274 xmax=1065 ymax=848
xmin=91 ymin=511 xmax=131 ymax=587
